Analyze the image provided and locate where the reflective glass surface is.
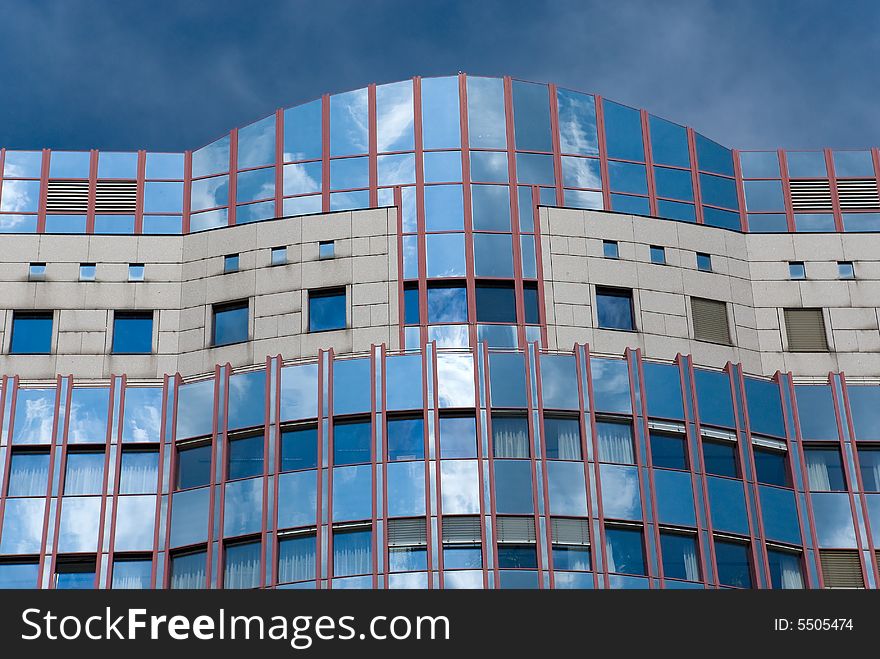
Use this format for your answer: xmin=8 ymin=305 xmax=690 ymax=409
xmin=387 ymin=417 xmax=424 ymax=461
xmin=787 ymin=151 xmax=827 ymax=178
xmin=228 ymin=435 xmax=264 ymax=480
xmin=238 ymin=115 xmax=276 ymax=169
xmin=694 ymin=369 xmax=734 ymax=428
xmin=596 ymin=288 xmax=634 ymax=331
xmin=213 ymin=301 xmax=249 ymax=345
xmin=330 ymin=89 xmax=368 ymax=156
xmin=547 ymin=461 xmax=587 ymax=515
xmin=421 ymin=76 xmax=461 ymax=150
xmin=660 ymin=532 xmax=700 ymax=582
xmin=386 ymin=461 xmax=426 ymax=517
xmin=847 ymin=386 xmax=880 ymax=439
xmin=475 ymin=284 xmax=516 ymax=323
xmin=644 ymin=362 xmax=684 ymax=419
xmin=590 ymin=358 xmax=631 ymax=414
xmin=714 ymin=539 xmax=751 ymax=588
xmin=192 ymin=136 xmax=230 ymax=178
xmin=600 ymin=464 xmax=642 ymax=520
xmin=557 ymin=89 xmax=598 ymax=155
xmin=332 ymin=358 xmax=371 ymax=415
xmin=283 ymin=99 xmax=322 ymax=162
xmin=650 ymin=432 xmax=687 ymax=470
xmin=467 ymin=77 xmax=506 ymax=149
xmin=309 ymin=288 xmax=346 ymax=332
xmin=7 ymin=452 xmax=50 ymax=496
xmin=654 ymin=469 xmax=696 ymax=526
xmin=649 ymin=116 xmax=689 ymax=168
xmin=11 ymin=312 xmax=52 ymax=354
xmin=739 ymin=151 xmax=780 ymax=178
xmin=427 ymin=285 xmax=468 ymax=323
xmin=745 ymin=378 xmax=784 ymax=437
xmin=604 ymin=526 xmax=645 ymax=575
xmin=223 ymin=477 xmax=263 ymax=537
xmin=603 ymin=101 xmax=643 ymax=162
xmin=177 ymin=444 xmax=212 ymax=490
xmin=333 ymin=419 xmax=371 ymax=466
xmin=12 ymin=388 xmax=56 ymax=444
xmin=488 ymin=352 xmax=526 ymax=408
xmin=708 ymin=476 xmax=749 ymax=535
xmin=112 ymin=312 xmax=152 ymax=354
xmin=695 ymin=135 xmax=734 ymax=176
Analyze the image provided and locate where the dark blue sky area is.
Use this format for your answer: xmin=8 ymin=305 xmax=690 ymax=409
xmin=0 ymin=0 xmax=876 ymax=151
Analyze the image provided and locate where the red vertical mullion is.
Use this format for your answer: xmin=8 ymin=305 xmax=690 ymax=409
xmin=204 ymin=365 xmax=223 ymax=588
xmin=182 ymin=152 xmax=192 ymax=234
xmin=321 ymin=94 xmax=331 ymax=213
xmin=583 ymin=346 xmax=610 ymax=588
xmin=825 ymin=149 xmax=844 ymax=233
xmin=134 ymin=151 xmax=146 ymax=234
xmin=689 ymin=361 xmax=720 ymax=588
xmin=270 ymin=355 xmax=283 ymax=588
xmin=572 ymin=346 xmax=599 ymax=589
xmin=94 ymin=376 xmax=118 ymax=587
xmin=393 ymin=186 xmax=408 ymax=348
xmin=430 ymin=342 xmax=446 ymax=586
xmin=503 ymin=77 xmax=527 ymax=348
xmin=86 ymin=150 xmax=97 ymax=234
xmin=520 ymin=342 xmax=545 ymax=585
xmin=260 ymin=356 xmax=273 ymax=588
xmin=275 ymin=109 xmax=284 ymax=219
xmin=0 ymin=377 xmax=9 ymax=544
xmin=640 ymin=111 xmax=658 ymax=218
xmin=368 ymin=84 xmax=378 ymax=208
xmin=548 ymin=84 xmax=564 ymax=206
xmin=732 ymin=149 xmax=749 ymax=231
xmin=471 ymin=343 xmax=489 ymax=590
xmin=37 ymin=149 xmax=49 ymax=233
xmin=778 ymin=149 xmax=796 ymax=233
xmin=419 ymin=340 xmax=434 ymax=588
xmin=594 ymin=97 xmax=611 ymax=212
xmin=459 ymin=74 xmax=478 ymax=348
xmin=149 ymin=375 xmax=167 ymax=588
xmin=326 ymin=349 xmax=335 ymax=586
xmin=533 ymin=348 xmax=554 ymax=588
xmin=228 ymin=130 xmax=238 ymax=226
xmin=372 ymin=345 xmax=380 ymax=588
xmin=160 ymin=374 xmax=181 ymax=587
xmin=686 ymin=128 xmax=704 ymax=225
xmin=47 ymin=375 xmax=72 ymax=588
xmin=634 ymin=349 xmax=664 ymax=585
xmin=482 ymin=345 xmax=500 ymax=588
xmin=314 ymin=350 xmax=325 ymax=589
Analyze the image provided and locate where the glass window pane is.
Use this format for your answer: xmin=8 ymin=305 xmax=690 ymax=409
xmin=739 ymin=151 xmax=779 ymax=179
xmin=440 ymin=460 xmax=480 ymax=514
xmin=387 ymin=417 xmax=424 ymax=461
xmin=175 ymin=379 xmax=215 ymax=440
xmin=608 ymin=161 xmax=648 ymax=195
xmin=603 ymin=101 xmax=643 ymax=162
xmin=703 ymin=440 xmax=738 ymax=478
xmin=467 ymin=77 xmax=506 ymax=149
xmin=11 ymin=312 xmax=53 ymax=354
xmin=277 ymin=470 xmax=317 ymax=529
xmin=387 ymin=461 xmax=426 ymax=517
xmin=699 ymin=173 xmax=738 ymax=209
xmin=333 ymin=528 xmax=372 ymax=577
xmin=237 ymin=115 xmax=275 ymax=169
xmin=423 ymin=152 xmax=462 ymax=184
xmin=644 ymin=362 xmax=684 ymax=419
xmin=421 ymin=76 xmax=461 ymax=150
xmin=330 ymin=156 xmax=368 ymax=190
xmin=516 ymin=153 xmax=554 ymax=186
xmin=97 ymin=152 xmax=137 ymax=178
xmin=213 ymin=302 xmax=248 ymax=345
xmin=385 ymin=354 xmax=423 ymax=411
xmin=759 ymin=485 xmax=801 ymax=545
xmin=470 ymin=150 xmax=508 ymax=183
xmin=436 ymin=353 xmax=475 ymax=408
xmin=67 ymin=387 xmax=110 ymax=443
xmin=540 ymin=355 xmax=580 ymax=410
xmin=7 ymin=452 xmax=50 ymax=496
xmin=112 ymin=312 xmax=152 ymax=354
xmin=547 ymin=460 xmax=587 ymax=515
xmin=281 ymin=426 xmax=318 ymax=471
xmin=811 ymin=492 xmax=857 ymax=547
xmin=492 ymin=415 xmax=529 ymax=458
xmin=119 ymin=450 xmax=159 ymax=494
xmin=654 ymin=469 xmax=695 ymax=526
xmin=787 ymin=151 xmax=827 ymax=178
xmin=557 ymin=89 xmax=598 ymax=155
xmin=192 ymin=136 xmax=230 ymax=178
xmin=333 ymin=358 xmax=371 ymax=415
xmin=228 ymin=435 xmax=264 ymax=480
xmin=846 ymin=386 xmax=880 ymax=440
xmin=660 ymin=532 xmax=700 ymax=582
xmin=1 ymin=179 xmax=41 ymax=212
xmin=600 ymin=464 xmax=642 ymax=520
xmin=3 ymin=150 xmax=43 ymax=177
xmin=694 ymin=369 xmax=734 ymax=428
xmin=745 ymin=378 xmax=784 ymax=437
xmin=708 ymin=477 xmax=748 ymax=534
xmin=49 ymin=151 xmax=90 ymax=178
xmin=284 ymin=99 xmax=322 ymax=162
xmin=428 ymin=285 xmax=468 ymax=323
xmin=804 ymin=447 xmax=846 ymax=491
xmin=283 ymin=161 xmax=322 ymax=195
xmin=494 ymin=460 xmax=534 ymax=513
xmin=650 ymin=432 xmax=687 ymax=470
xmin=309 ymin=289 xmax=346 ymax=332
xmin=512 ymin=81 xmax=551 ymax=151
xmin=653 ymin=166 xmax=693 ymax=201
xmin=377 ymin=153 xmax=415 ymax=186
xmin=475 ymin=284 xmax=515 ymax=323
xmin=12 ymin=388 xmax=56 ymax=445
xmin=596 ymin=288 xmax=634 ymax=330
xmin=766 ymin=548 xmax=804 ymax=589
xmin=833 ymin=150 xmax=874 ymax=178
xmin=562 ymin=156 xmax=602 ymax=189
xmin=473 ymin=233 xmax=513 ymax=277
xmin=695 ymin=134 xmax=733 ymax=176
xmin=113 ymin=495 xmax=156 ymax=551
xmin=333 ymin=419 xmax=371 ymax=465
xmin=858 ymin=447 xmax=880 ymax=492
xmin=170 ymin=550 xmax=207 ymax=589
xmin=471 ymin=184 xmax=510 ymax=231
xmin=236 ymin=167 xmax=275 ymax=203
xmin=111 ymin=560 xmax=152 ymax=589
xmin=596 ymin=420 xmax=634 ymax=464
xmin=278 ymin=534 xmax=316 ymax=583
xmin=58 ymin=496 xmax=101 ymax=552
xmin=223 ymin=477 xmax=263 ymax=537
xmin=605 ymin=526 xmax=645 ymax=575
xmin=224 ymin=540 xmax=261 ymax=589
xmin=145 ymin=152 xmax=184 ymax=179
xmin=590 ymin=358 xmax=631 ymax=414
xmin=64 ymin=452 xmax=105 ymax=495
xmin=190 ymin=175 xmax=230 ymax=211
xmin=177 ymin=444 xmax=212 ymax=489
xmin=0 ymin=498 xmax=45 ymax=554
xmin=714 ymin=539 xmax=751 ymax=588
xmin=649 ymin=116 xmax=689 ymax=168
xmin=489 ymin=353 xmax=527 ymax=408
xmin=754 ymin=447 xmax=789 ymax=487
xmin=744 ymin=180 xmax=784 ymax=211
xmin=439 ymin=416 xmax=476 ymax=458
xmin=144 ymin=181 xmax=184 ymax=213
xmin=376 ymin=80 xmax=414 ymax=152
xmin=426 ymin=233 xmax=466 ymax=277
xmin=169 ymin=487 xmax=209 ymax=548
xmin=794 ymin=213 xmax=835 ymax=232
xmin=330 ymin=88 xmax=369 ymax=156
xmin=228 ymin=371 xmax=265 ymax=431
xmin=280 ymin=364 xmax=319 ymax=422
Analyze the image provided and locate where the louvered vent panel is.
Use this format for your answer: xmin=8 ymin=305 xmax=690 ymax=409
xmin=441 ymin=516 xmax=481 ymax=544
xmin=789 ymin=179 xmax=833 ymax=211
xmin=550 ymin=518 xmax=590 ymax=546
xmin=46 ymin=180 xmax=89 ymax=212
xmin=46 ymin=179 xmax=138 ymax=213
xmin=496 ymin=516 xmax=536 ymax=543
xmin=387 ymin=517 xmax=427 ymax=546
xmin=784 ymin=308 xmax=828 ymax=352
xmin=691 ymin=297 xmax=731 ymax=345
xmin=837 ymin=179 xmax=880 ymax=210
xmin=820 ymin=550 xmax=864 ymax=589
xmin=95 ymin=181 xmax=137 ymax=212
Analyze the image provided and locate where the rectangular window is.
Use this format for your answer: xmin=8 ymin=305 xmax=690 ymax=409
xmin=309 ymin=288 xmax=346 ymax=332
xmin=28 ymin=262 xmax=46 ymax=280
xmin=333 ymin=418 xmax=371 ymax=465
xmin=223 ymin=254 xmax=239 ymax=273
xmin=650 ymin=431 xmax=688 ymax=470
xmin=64 ymin=451 xmax=105 ymax=495
xmin=79 ymin=263 xmax=96 ymax=281
xmin=767 ymin=547 xmax=804 ymax=589
xmin=523 ymin=283 xmax=540 ymax=324
xmin=333 ymin=526 xmax=372 ymax=578
xmin=278 ymin=531 xmax=317 ymax=584
xmin=119 ymin=450 xmax=159 ymax=494
xmin=319 ymin=241 xmax=335 ymax=259
xmin=838 ymin=261 xmax=855 ymax=280
xmin=224 ymin=540 xmax=261 ymax=589
xmin=170 ymin=549 xmax=207 ymax=589
xmin=271 ymin=246 xmax=287 ymax=265
xmin=492 ymin=415 xmax=530 ymax=458
xmin=111 ymin=559 xmax=152 ymax=589
xmin=387 ymin=416 xmax=424 ymax=461
xmin=753 ymin=443 xmax=789 ymax=487
xmin=596 ymin=287 xmax=634 ymax=331
xmin=691 ymin=297 xmax=731 ymax=345
xmin=496 ymin=516 xmax=537 ymax=568
xmin=544 ymin=416 xmax=581 ymax=460
xmin=128 ymin=263 xmax=145 ymax=281
xmin=858 ymin=446 xmax=880 ymax=492
xmin=596 ymin=419 xmax=635 ymax=464
xmin=176 ymin=443 xmax=212 ymax=490
xmin=228 ymin=435 xmax=264 ymax=480
xmin=819 ymin=550 xmax=864 ymax=589
xmin=550 ymin=518 xmax=591 ymax=571
xmin=702 ymin=438 xmax=738 ymax=478
xmin=281 ymin=425 xmax=318 ymax=471
xmin=603 ymin=240 xmax=619 ymax=259
xmin=660 ymin=531 xmax=701 ymax=582
xmin=784 ymin=308 xmax=828 ymax=352
xmin=604 ymin=525 xmax=646 ymax=576
xmin=439 ymin=415 xmax=477 ymax=459
xmin=0 ymin=561 xmax=40 ymax=589
xmin=387 ymin=518 xmax=429 ymax=572
xmin=696 ymin=252 xmax=712 ymax=272
xmin=10 ymin=311 xmax=53 ymax=354
xmin=112 ymin=311 xmax=153 ymax=354
xmin=789 ymin=261 xmax=806 ymax=280
xmin=54 ymin=559 xmax=96 ymax=590
xmin=7 ymin=451 xmax=50 ymax=497
xmin=649 ymin=245 xmax=666 ymax=264
xmin=441 ymin=516 xmax=483 ymax=569
xmin=403 ymin=284 xmax=420 ymax=325
xmin=714 ymin=538 xmax=752 ymax=588
xmin=212 ymin=300 xmax=249 ymax=346
xmin=804 ymin=446 xmax=847 ymax=491
xmin=475 ymin=283 xmax=516 ymax=323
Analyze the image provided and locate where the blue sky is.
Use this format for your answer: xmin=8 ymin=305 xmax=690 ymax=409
xmin=0 ymin=0 xmax=876 ymax=151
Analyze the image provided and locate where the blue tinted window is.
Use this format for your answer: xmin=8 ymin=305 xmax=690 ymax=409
xmin=421 ymin=76 xmax=460 ymax=150
xmin=112 ymin=312 xmax=153 ymax=354
xmin=702 ymin=206 xmax=740 ymax=230
xmin=473 ymin=233 xmax=514 ymax=277
xmin=739 ymin=151 xmax=780 ymax=179
xmin=387 ymin=417 xmax=424 ymax=461
xmin=611 ymin=193 xmax=650 ymax=215
xmin=7 ymin=452 xmax=50 ymax=497
xmin=11 ymin=312 xmax=52 ymax=354
xmin=754 ymin=447 xmax=789 ymax=487
xmin=848 ymin=386 xmax=880 ymax=439
xmin=497 ymin=544 xmax=537 ymax=569
xmin=552 ymin=546 xmax=590 ymax=571
xmin=596 ymin=288 xmax=634 ymax=330
xmin=745 ymin=378 xmax=785 ymax=437
xmin=557 ymin=89 xmax=598 ymax=155
xmin=703 ymin=440 xmax=738 ymax=477
xmin=833 ymin=150 xmax=874 ymax=177
xmin=512 ymin=81 xmax=551 ymax=152
xmin=603 ymin=101 xmax=643 ymax=161
xmin=544 ymin=417 xmax=581 ymax=460
xmin=516 ymin=153 xmax=555 ymax=186
xmin=649 ymin=116 xmax=690 ymax=168
xmin=228 ymin=435 xmax=263 ymax=480
xmin=424 ymin=184 xmax=464 ymax=230
xmin=111 ymin=560 xmax=152 ymax=589
xmin=55 ymin=563 xmax=95 ymax=589
xmin=789 ymin=262 xmax=806 ymax=279
xmin=859 ymin=447 xmax=880 ymax=492
xmin=224 ymin=540 xmax=261 ymax=589
xmin=284 ymin=99 xmax=322 ymax=162
xmin=466 ymin=77 xmax=506 ymax=149
xmin=170 ymin=550 xmax=207 ymax=589
xmin=695 ymin=135 xmax=734 ymax=176
xmin=838 ymin=261 xmax=855 ymax=279
xmin=427 ymin=285 xmax=468 ymax=323
xmin=403 ymin=286 xmax=419 ymax=325
xmin=443 ymin=546 xmax=482 ymax=570
xmin=794 ymin=213 xmax=835 ymax=232
xmin=714 ymin=539 xmax=752 ymax=588
xmin=608 ymin=161 xmax=648 ymax=195
xmin=492 ymin=415 xmax=530 ymax=458
xmin=177 ymin=444 xmax=212 ymax=489
xmin=744 ymin=180 xmax=784 ymax=211
xmin=470 ymin=150 xmax=509 ymax=182
xmin=212 ymin=301 xmax=248 ymax=346
xmin=649 ymin=245 xmax=665 ymax=264
xmin=426 ymin=233 xmax=466 ymax=277
xmin=281 ymin=426 xmax=318 ymax=471
xmin=605 ymin=526 xmax=645 ymax=575
xmin=651 ymin=432 xmax=687 ymax=470
xmin=476 ymin=284 xmax=516 ymax=323
xmin=278 ymin=533 xmax=316 ymax=583
xmin=644 ymin=362 xmax=684 ymax=419
xmin=524 ymin=285 xmax=540 ymax=324
xmin=471 ymin=184 xmax=510 ymax=231
xmin=603 ymin=240 xmax=618 ymax=258
xmin=309 ymin=288 xmax=346 ymax=332
xmin=0 ymin=562 xmax=39 ymax=589
xmin=119 ymin=450 xmax=159 ymax=494
xmin=64 ymin=451 xmax=105 ymax=495
xmin=329 ymin=89 xmax=368 ymax=157
xmin=654 ymin=166 xmax=693 ymax=201
xmin=786 ymin=151 xmax=827 ymax=178
xmin=591 ymin=358 xmax=631 ymax=414
xmin=804 ymin=447 xmax=846 ymax=491
xmin=694 ymin=369 xmax=734 ymax=428
xmin=389 ymin=547 xmax=427 ymax=572
xmin=333 ymin=419 xmax=371 ymax=465
xmin=747 ymin=213 xmax=788 ymax=232
xmin=766 ymin=549 xmax=804 ymax=589
xmin=699 ymin=173 xmax=738 ymax=209
xmin=660 ymin=532 xmax=700 ymax=582
xmin=488 ymin=353 xmax=527 ymax=408
xmin=333 ymin=528 xmax=372 ymax=577
xmin=696 ymin=252 xmax=712 ymax=272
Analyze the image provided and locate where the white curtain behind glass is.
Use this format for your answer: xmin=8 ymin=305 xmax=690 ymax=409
xmin=682 ymin=542 xmax=700 ymax=582
xmin=547 ymin=419 xmax=581 ymax=460
xmin=170 ymin=553 xmax=206 ymax=589
xmin=224 ymin=544 xmax=261 ymax=589
xmin=805 ymin=451 xmax=833 ymax=491
xmin=7 ymin=454 xmax=49 ymax=496
xmin=780 ymin=554 xmax=804 ymax=589
xmin=493 ymin=418 xmax=529 ymax=458
xmin=278 ymin=536 xmax=316 ymax=583
xmin=597 ymin=421 xmax=634 ymax=464
xmin=119 ymin=452 xmax=159 ymax=494
xmin=333 ymin=531 xmax=371 ymax=577
xmin=64 ymin=454 xmax=104 ymax=495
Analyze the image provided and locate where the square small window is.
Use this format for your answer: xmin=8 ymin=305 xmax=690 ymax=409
xmin=112 ymin=311 xmax=153 ymax=354
xmin=596 ymin=287 xmax=635 ymax=331
xmin=79 ymin=263 xmax=96 ymax=281
xmin=702 ymin=438 xmax=738 ymax=478
xmin=789 ymin=262 xmax=806 ymax=279
xmin=177 ymin=444 xmax=212 ymax=490
xmin=696 ymin=252 xmax=712 ymax=272
xmin=271 ymin=246 xmax=287 ymax=266
xmin=649 ymin=245 xmax=666 ymax=264
xmin=309 ymin=288 xmax=346 ymax=332
xmin=28 ymin=262 xmax=46 ymax=280
xmin=224 ymin=254 xmax=239 ymax=273
xmin=227 ymin=435 xmax=264 ymax=480
xmin=838 ymin=261 xmax=855 ymax=280
xmin=212 ymin=300 xmax=249 ymax=346
xmin=603 ymin=240 xmax=619 ymax=259
xmin=319 ymin=241 xmax=335 ymax=259
xmin=10 ymin=311 xmax=53 ymax=354
xmin=128 ymin=263 xmax=145 ymax=281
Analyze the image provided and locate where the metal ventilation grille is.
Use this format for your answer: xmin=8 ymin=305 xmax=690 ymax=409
xmin=550 ymin=518 xmax=590 ymax=546
xmin=691 ymin=297 xmax=731 ymax=345
xmin=837 ymin=179 xmax=880 ymax=210
xmin=46 ymin=179 xmax=137 ymax=213
xmin=496 ymin=516 xmax=536 ymax=543
xmin=387 ymin=517 xmax=427 ymax=546
xmin=46 ymin=180 xmax=89 ymax=212
xmin=820 ymin=550 xmax=864 ymax=588
xmin=789 ymin=179 xmax=833 ymax=211
xmin=784 ymin=308 xmax=828 ymax=352
xmin=441 ymin=516 xmax=481 ymax=544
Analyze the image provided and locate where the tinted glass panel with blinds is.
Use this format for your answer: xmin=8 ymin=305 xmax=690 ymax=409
xmin=441 ymin=516 xmax=481 ymax=543
xmin=784 ymin=308 xmax=828 ymax=351
xmin=550 ymin=517 xmax=590 ymax=545
xmin=819 ymin=550 xmax=864 ymax=588
xmin=496 ymin=516 xmax=536 ymax=543
xmin=387 ymin=517 xmax=427 ymax=546
xmin=691 ymin=297 xmax=730 ymax=345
